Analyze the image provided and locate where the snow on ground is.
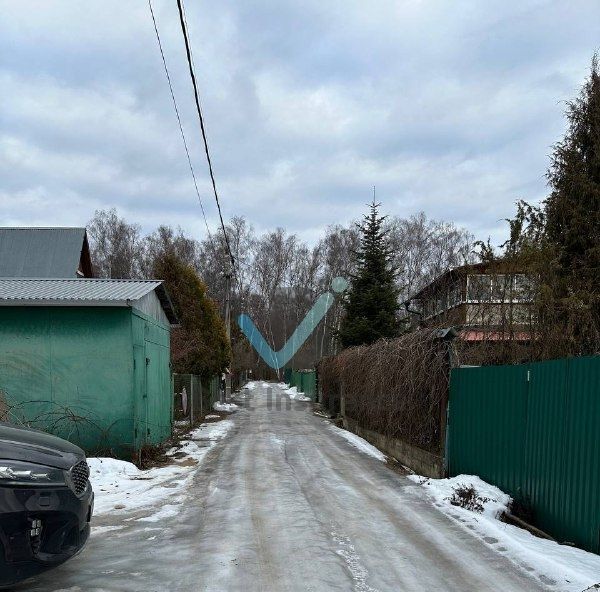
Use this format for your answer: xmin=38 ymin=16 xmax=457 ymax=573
xmin=187 ymin=420 xmax=233 ymax=441
xmin=213 ymin=401 xmax=239 ymax=412
xmin=328 ymin=423 xmax=387 ymax=462
xmin=204 ymin=414 xmax=221 ymax=420
xmin=408 ymin=473 xmax=600 ymax=592
xmin=88 ymin=420 xmax=234 ymax=519
xmin=87 ymin=457 xmax=183 ymax=517
xmin=280 ymin=384 xmax=311 ymax=402
xmin=237 ymin=381 xmax=262 ymax=399
xmin=407 ymin=474 xmax=511 ymax=521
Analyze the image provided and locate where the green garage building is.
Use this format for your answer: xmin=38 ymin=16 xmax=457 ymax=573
xmin=0 ymin=278 xmax=178 ymax=458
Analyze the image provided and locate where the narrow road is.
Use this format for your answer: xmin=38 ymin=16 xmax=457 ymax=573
xmin=25 ymin=383 xmax=547 ymax=591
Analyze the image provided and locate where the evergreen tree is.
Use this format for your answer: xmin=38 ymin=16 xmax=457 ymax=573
xmin=544 ymin=55 xmax=600 ymax=352
xmin=489 ymin=55 xmax=600 ymax=357
xmin=153 ymin=252 xmax=231 ymax=377
xmin=338 ymin=200 xmax=400 ymax=348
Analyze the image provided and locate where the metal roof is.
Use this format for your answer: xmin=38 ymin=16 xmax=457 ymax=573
xmin=0 ymin=278 xmax=178 ymax=324
xmin=0 ymin=227 xmax=91 ymax=278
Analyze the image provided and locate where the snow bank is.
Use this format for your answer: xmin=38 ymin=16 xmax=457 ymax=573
xmin=281 ymin=384 xmax=311 ymax=402
xmin=409 ymin=474 xmax=600 ymax=591
xmin=213 ymin=401 xmax=239 ymax=413
xmin=244 ymin=381 xmax=257 ymax=390
xmin=88 ymin=420 xmax=234 ymax=518
xmin=328 ymin=423 xmax=387 ymax=462
xmin=407 ymin=474 xmax=510 ymax=520
xmin=88 ymin=457 xmax=184 ymax=517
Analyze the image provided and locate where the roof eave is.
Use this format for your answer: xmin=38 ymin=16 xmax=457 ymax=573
xmin=154 ymin=283 xmax=179 ymax=326
xmin=0 ymin=300 xmax=131 ymax=307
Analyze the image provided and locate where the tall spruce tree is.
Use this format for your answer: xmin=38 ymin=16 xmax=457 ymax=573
xmin=544 ymin=55 xmax=600 ymax=351
xmin=492 ymin=55 xmax=600 ymax=357
xmin=338 ymin=200 xmax=400 ymax=348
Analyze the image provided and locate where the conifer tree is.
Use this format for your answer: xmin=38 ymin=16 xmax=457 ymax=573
xmin=153 ymin=252 xmax=231 ymax=377
xmin=338 ymin=200 xmax=400 ymax=348
xmin=543 ymin=55 xmax=600 ymax=352
xmin=489 ymin=55 xmax=600 ymax=356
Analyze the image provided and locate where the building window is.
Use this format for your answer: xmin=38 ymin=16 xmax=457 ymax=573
xmin=467 ymin=275 xmax=492 ymax=301
xmin=448 ymin=282 xmax=462 ymax=307
xmin=514 ymin=274 xmax=534 ymax=301
xmin=491 ymin=274 xmax=509 ymax=301
xmin=468 ymin=273 xmax=534 ymax=303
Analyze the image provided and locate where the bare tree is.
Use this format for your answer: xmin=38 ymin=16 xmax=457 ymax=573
xmin=387 ymin=212 xmax=474 ymax=301
xmin=86 ymin=209 xmax=474 ymax=374
xmin=140 ymin=225 xmax=201 ymax=278
xmin=87 ymin=209 xmax=142 ymax=278
xmin=315 ymin=224 xmax=360 ymax=358
xmin=197 ymin=216 xmax=255 ymax=316
xmin=253 ymin=228 xmax=297 ymax=364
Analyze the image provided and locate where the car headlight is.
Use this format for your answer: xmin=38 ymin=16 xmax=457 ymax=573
xmin=0 ymin=460 xmax=66 ymax=486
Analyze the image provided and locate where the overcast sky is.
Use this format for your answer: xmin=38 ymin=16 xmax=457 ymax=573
xmin=1 ymin=1 xmax=598 ymax=246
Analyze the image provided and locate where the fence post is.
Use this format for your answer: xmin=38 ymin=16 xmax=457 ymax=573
xmin=317 ymin=370 xmax=321 ymax=404
xmin=171 ymin=374 xmax=175 ymax=436
xmin=434 ymin=329 xmax=458 ymax=477
xmin=190 ymin=375 xmax=194 ymax=428
xmin=198 ymin=376 xmax=204 ymax=417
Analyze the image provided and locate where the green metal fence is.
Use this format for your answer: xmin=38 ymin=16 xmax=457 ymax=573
xmin=286 ymin=369 xmax=317 ymax=401
xmin=448 ymin=356 xmax=600 ymax=553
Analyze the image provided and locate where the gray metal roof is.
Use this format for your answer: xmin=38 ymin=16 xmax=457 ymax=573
xmin=0 ymin=278 xmax=178 ymax=324
xmin=0 ymin=227 xmax=90 ymax=278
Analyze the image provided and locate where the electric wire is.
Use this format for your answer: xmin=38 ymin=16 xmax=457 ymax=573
xmin=149 ymin=0 xmax=241 ymax=328
xmin=174 ymin=0 xmax=235 ymax=271
xmin=179 ymin=0 xmax=244 ymax=301
xmin=147 ymin=0 xmax=219 ymax=260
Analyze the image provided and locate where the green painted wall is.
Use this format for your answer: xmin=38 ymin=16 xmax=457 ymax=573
xmin=0 ymin=306 xmax=172 ymax=458
xmin=131 ymin=309 xmax=172 ymax=448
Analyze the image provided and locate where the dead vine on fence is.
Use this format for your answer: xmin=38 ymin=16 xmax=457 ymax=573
xmin=319 ymin=329 xmax=451 ymax=453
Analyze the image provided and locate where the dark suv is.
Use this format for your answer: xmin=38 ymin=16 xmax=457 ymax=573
xmin=0 ymin=422 xmax=93 ymax=587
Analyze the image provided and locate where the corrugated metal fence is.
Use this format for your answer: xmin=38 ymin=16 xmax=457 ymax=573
xmin=448 ymin=356 xmax=600 ymax=553
xmin=286 ymin=369 xmax=317 ymax=401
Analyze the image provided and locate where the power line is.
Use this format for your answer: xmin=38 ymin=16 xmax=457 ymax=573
xmin=147 ymin=0 xmax=219 ymax=259
xmin=174 ymin=0 xmax=235 ymax=271
xmin=149 ymin=0 xmax=242 ymax=331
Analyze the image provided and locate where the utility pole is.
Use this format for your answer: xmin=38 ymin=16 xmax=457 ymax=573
xmin=221 ymin=266 xmax=232 ymax=404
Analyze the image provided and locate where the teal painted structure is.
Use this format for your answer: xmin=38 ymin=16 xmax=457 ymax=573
xmin=448 ymin=356 xmax=600 ymax=553
xmin=0 ymin=306 xmax=172 ymax=458
xmin=287 ymin=369 xmax=317 ymax=401
xmin=283 ymin=367 xmax=292 ymax=385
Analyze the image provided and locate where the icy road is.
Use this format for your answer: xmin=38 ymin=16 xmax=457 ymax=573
xmin=25 ymin=383 xmax=546 ymax=592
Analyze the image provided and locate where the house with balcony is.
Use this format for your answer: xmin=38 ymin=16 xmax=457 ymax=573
xmin=402 ymin=263 xmax=535 ymax=344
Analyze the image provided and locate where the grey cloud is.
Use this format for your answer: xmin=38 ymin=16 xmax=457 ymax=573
xmin=0 ymin=0 xmax=599 ymax=248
